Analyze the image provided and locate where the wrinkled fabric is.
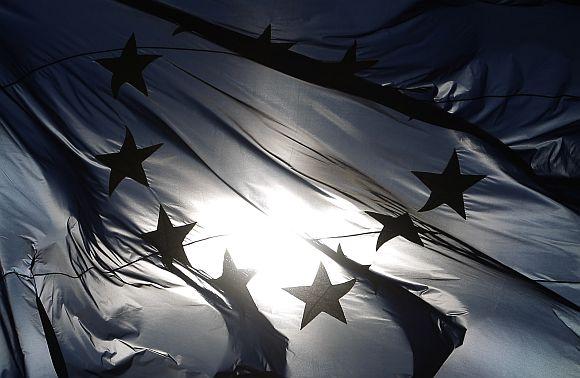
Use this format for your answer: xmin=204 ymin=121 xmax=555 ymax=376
xmin=0 ymin=1 xmax=578 ymax=377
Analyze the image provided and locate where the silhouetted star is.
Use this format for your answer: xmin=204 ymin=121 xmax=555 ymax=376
xmin=335 ymin=244 xmax=378 ymax=294
xmin=213 ymin=250 xmax=256 ymax=292
xmin=335 ymin=244 xmax=371 ymax=272
xmin=141 ymin=205 xmax=196 ymax=269
xmin=412 ymin=150 xmax=485 ymax=219
xmin=174 ymin=23 xmax=293 ymax=51
xmin=283 ymin=264 xmax=355 ymax=329
xmin=95 ymin=127 xmax=162 ymax=195
xmin=96 ymin=34 xmax=160 ymax=98
xmin=335 ymin=244 xmax=380 ymax=294
xmin=256 ymin=24 xmax=294 ymax=50
xmin=336 ymin=41 xmax=378 ymax=74
xmin=366 ymin=212 xmax=424 ymax=250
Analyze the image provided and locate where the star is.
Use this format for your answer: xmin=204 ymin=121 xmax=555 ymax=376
xmin=412 ymin=150 xmax=485 ymax=219
xmin=334 ymin=244 xmax=380 ymax=295
xmin=95 ymin=127 xmax=162 ymax=195
xmin=335 ymin=244 xmax=379 ymax=294
xmin=140 ymin=205 xmax=196 ymax=269
xmin=96 ymin=34 xmax=161 ymax=98
xmin=255 ymin=24 xmax=294 ymax=50
xmin=336 ymin=41 xmax=378 ymax=74
xmin=174 ymin=23 xmax=293 ymax=51
xmin=335 ymin=244 xmax=371 ymax=273
xmin=283 ymin=263 xmax=355 ymax=329
xmin=212 ymin=250 xmax=256 ymax=292
xmin=366 ymin=212 xmax=424 ymax=250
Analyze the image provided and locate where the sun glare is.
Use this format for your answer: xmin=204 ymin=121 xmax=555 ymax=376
xmin=183 ymin=190 xmax=326 ymax=285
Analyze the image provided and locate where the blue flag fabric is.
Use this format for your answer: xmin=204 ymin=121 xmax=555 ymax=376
xmin=0 ymin=1 xmax=578 ymax=377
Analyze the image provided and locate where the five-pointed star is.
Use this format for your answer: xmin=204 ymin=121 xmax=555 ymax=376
xmin=337 ymin=41 xmax=378 ymax=74
xmin=140 ymin=205 xmax=196 ymax=269
xmin=256 ymin=24 xmax=294 ymax=50
xmin=96 ymin=34 xmax=161 ymax=98
xmin=412 ymin=150 xmax=485 ymax=219
xmin=335 ymin=244 xmax=380 ymax=294
xmin=335 ymin=244 xmax=371 ymax=272
xmin=212 ymin=250 xmax=256 ymax=292
xmin=95 ymin=127 xmax=162 ymax=195
xmin=366 ymin=211 xmax=424 ymax=250
xmin=283 ymin=263 xmax=355 ymax=329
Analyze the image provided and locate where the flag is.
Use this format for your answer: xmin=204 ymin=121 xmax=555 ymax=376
xmin=0 ymin=0 xmax=578 ymax=377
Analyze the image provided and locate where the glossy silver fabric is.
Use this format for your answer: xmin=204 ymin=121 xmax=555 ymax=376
xmin=0 ymin=1 xmax=578 ymax=377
